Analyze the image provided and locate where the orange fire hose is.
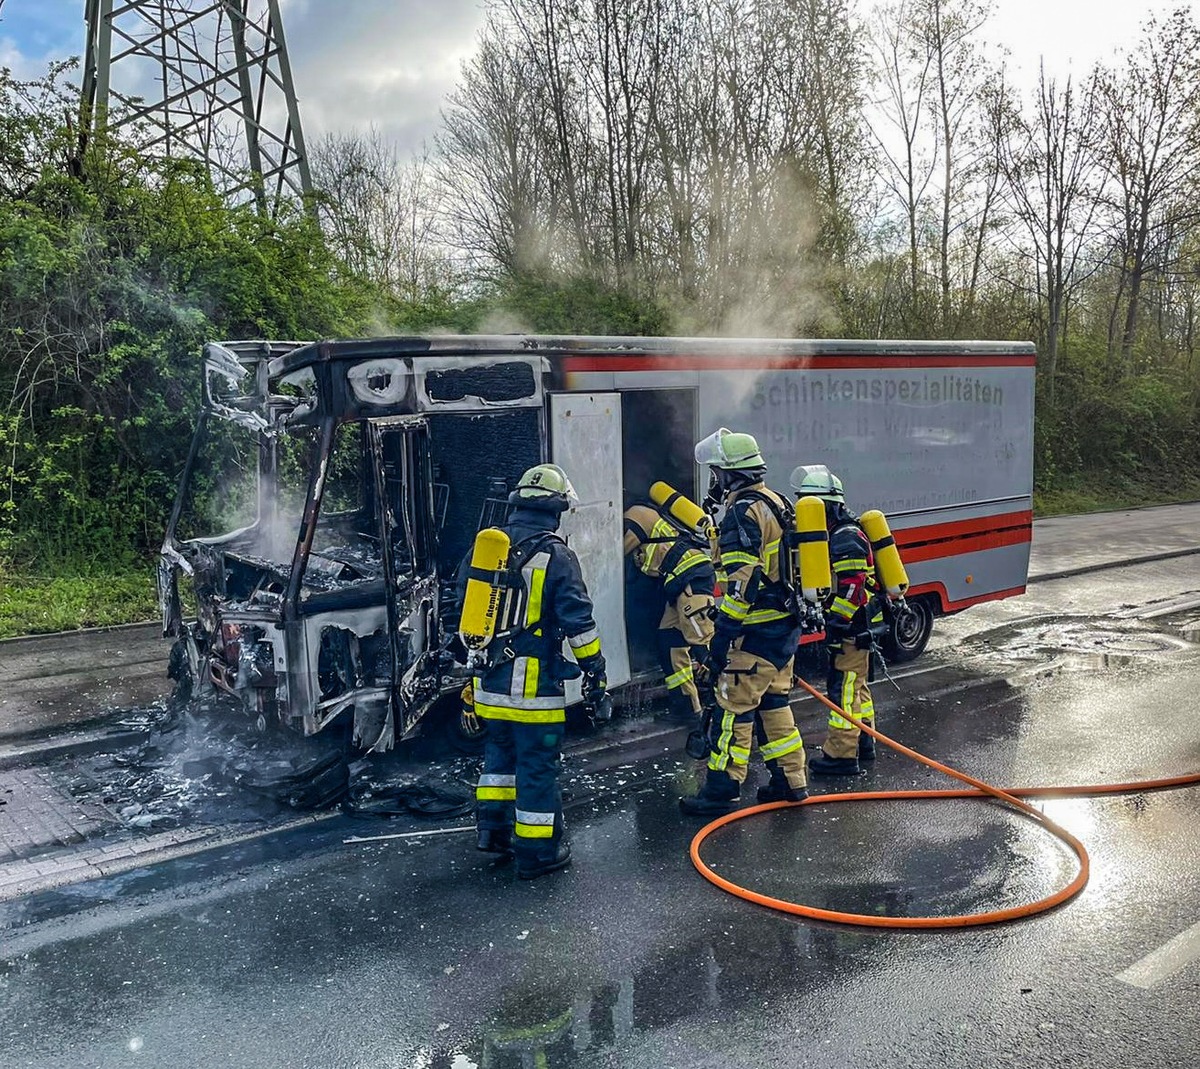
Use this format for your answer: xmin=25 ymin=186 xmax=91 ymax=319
xmin=689 ymin=677 xmax=1200 ymax=929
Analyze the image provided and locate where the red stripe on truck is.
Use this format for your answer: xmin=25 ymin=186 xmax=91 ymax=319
xmin=894 ymin=510 xmax=1033 ymax=564
xmin=909 ymin=582 xmax=1029 ymax=613
xmin=562 ymin=353 xmax=1036 ymax=372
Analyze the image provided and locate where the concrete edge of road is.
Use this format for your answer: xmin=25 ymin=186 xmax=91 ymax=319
xmin=1035 ymin=498 xmax=1200 ymax=520
xmin=0 ymin=619 xmax=165 ymax=645
xmin=0 ymin=812 xmax=339 ymax=907
xmin=1028 ymin=545 xmax=1200 ymax=584
xmin=0 ymin=726 xmax=152 ymax=771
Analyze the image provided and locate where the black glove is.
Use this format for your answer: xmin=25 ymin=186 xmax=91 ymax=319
xmin=824 ymin=619 xmax=849 ymax=656
xmin=583 ymin=669 xmax=608 ymax=710
xmin=704 ymin=635 xmax=731 ymax=681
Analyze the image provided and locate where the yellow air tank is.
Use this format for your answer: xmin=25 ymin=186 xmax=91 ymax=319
xmin=795 ymin=495 xmax=831 ymax=604
xmin=860 ymin=509 xmax=909 ymax=597
xmin=458 ymin=527 xmax=512 ymax=650
xmin=650 ymin=481 xmax=709 ymax=536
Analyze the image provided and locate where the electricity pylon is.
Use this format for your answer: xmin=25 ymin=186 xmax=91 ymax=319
xmin=80 ymin=0 xmax=313 ymax=214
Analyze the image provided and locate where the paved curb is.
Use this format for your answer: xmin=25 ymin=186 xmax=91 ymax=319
xmin=0 ymin=727 xmax=151 ymax=771
xmin=0 ymin=812 xmax=338 ymax=906
xmin=0 ymin=619 xmax=162 ymax=645
xmin=1028 ymin=546 xmax=1200 ymax=585
xmin=0 ymin=660 xmax=969 ymax=906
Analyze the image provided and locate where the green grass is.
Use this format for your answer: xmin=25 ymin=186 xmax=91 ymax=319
xmin=1033 ymin=473 xmax=1200 ymax=517
xmin=0 ymin=571 xmax=158 ymax=639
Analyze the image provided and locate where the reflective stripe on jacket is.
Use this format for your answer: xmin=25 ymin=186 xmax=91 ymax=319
xmin=825 ymin=513 xmax=883 ymax=636
xmin=460 ymin=505 xmax=603 ymax=717
xmin=624 ymin=503 xmax=715 ymax=599
xmin=714 ymin=483 xmax=796 ymax=643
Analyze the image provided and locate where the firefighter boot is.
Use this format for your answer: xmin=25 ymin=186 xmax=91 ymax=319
xmin=808 ymin=749 xmax=861 ymax=776
xmin=756 ymin=774 xmax=809 ymax=804
xmin=858 ymin=720 xmax=876 ymax=761
xmin=477 ymin=828 xmax=513 ymax=855
xmin=517 ymin=842 xmax=572 ymax=881
xmin=680 ymin=771 xmax=740 ymax=816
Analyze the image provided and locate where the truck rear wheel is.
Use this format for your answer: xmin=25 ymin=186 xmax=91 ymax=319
xmin=884 ymin=596 xmax=935 ymax=663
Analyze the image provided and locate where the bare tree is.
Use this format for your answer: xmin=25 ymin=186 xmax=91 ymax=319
xmin=311 ymin=129 xmax=452 ymax=301
xmin=1000 ymin=67 xmax=1099 ymax=404
xmin=869 ymin=0 xmax=937 ymax=321
xmin=922 ymin=0 xmax=992 ymax=328
xmin=441 ymin=0 xmax=868 ymax=331
xmin=1093 ymin=7 xmax=1200 ymax=374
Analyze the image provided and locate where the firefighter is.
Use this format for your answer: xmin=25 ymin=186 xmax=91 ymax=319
xmin=680 ymin=429 xmax=809 ymax=815
xmin=623 ymin=499 xmax=716 ymax=728
xmin=462 ymin=463 xmax=607 ymax=879
xmin=791 ymin=465 xmax=886 ymax=775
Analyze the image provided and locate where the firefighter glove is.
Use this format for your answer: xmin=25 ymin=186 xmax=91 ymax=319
xmin=459 ymin=682 xmax=480 ymax=734
xmin=583 ymin=670 xmax=608 ymax=710
xmin=705 ymin=635 xmax=731 ymax=681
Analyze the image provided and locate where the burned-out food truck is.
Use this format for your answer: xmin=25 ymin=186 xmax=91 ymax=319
xmin=159 ymin=335 xmax=1035 ymax=751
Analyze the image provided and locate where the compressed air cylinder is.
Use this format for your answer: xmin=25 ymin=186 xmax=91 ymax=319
xmin=650 ymin=481 xmax=709 ymax=535
xmin=458 ymin=527 xmax=512 ymax=650
xmin=795 ymin=495 xmax=831 ymax=604
xmin=860 ymin=509 xmax=909 ymax=597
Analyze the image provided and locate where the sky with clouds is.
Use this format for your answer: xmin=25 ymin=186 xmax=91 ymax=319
xmin=0 ymin=0 xmax=1195 ymax=157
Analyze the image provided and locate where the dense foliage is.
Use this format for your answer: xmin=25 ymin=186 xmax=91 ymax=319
xmin=0 ymin=65 xmax=374 ymax=571
xmin=4 ymin=2 xmax=1200 ymax=604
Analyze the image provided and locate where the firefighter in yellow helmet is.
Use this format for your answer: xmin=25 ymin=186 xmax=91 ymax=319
xmin=622 ymin=497 xmax=716 ymax=729
xmin=680 ymin=429 xmax=808 ymax=815
xmin=457 ymin=463 xmax=606 ymax=879
xmin=791 ymin=464 xmax=887 ymax=775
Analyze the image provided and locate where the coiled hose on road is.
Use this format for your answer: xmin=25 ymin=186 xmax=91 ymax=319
xmin=689 ymin=678 xmax=1200 ymax=929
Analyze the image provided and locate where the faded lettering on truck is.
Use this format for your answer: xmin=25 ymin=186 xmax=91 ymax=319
xmin=700 ymin=367 xmax=1032 ymax=514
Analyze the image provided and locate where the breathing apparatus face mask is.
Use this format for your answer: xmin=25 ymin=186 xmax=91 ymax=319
xmin=694 ymin=429 xmax=730 ymax=468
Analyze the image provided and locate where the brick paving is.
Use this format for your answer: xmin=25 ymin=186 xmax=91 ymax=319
xmin=0 ymin=765 xmax=116 ymax=861
xmin=0 ymin=755 xmax=341 ymax=904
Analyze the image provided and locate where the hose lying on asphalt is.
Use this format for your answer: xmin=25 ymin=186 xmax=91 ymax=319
xmin=689 ymin=677 xmax=1200 ymax=929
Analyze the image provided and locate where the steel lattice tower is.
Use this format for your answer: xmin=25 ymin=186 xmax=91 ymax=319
xmin=80 ymin=0 xmax=313 ymax=213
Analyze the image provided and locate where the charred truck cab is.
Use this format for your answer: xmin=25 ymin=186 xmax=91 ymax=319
xmin=160 ymin=335 xmax=1036 ymax=751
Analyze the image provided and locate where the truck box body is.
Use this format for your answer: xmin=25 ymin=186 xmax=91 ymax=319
xmin=159 ymin=335 xmax=1035 ymax=747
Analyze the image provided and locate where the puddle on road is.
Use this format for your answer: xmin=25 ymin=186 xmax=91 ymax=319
xmin=963 ymin=613 xmax=1199 ymax=673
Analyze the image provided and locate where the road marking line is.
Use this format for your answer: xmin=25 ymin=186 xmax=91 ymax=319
xmin=1115 ymin=920 xmax=1200 ymax=989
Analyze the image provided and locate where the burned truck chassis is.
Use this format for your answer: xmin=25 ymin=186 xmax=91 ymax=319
xmin=160 ymin=338 xmax=546 ymax=752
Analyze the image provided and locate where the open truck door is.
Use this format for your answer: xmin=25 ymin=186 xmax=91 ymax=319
xmin=549 ymin=393 xmax=631 ymax=700
xmin=368 ymin=416 xmax=441 ymax=745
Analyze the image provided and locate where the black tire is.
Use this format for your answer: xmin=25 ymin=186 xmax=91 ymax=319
xmin=884 ymin=596 xmax=935 ymax=663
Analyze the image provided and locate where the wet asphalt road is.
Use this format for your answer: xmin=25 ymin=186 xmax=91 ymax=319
xmin=2 ymin=555 xmax=1200 ymax=1067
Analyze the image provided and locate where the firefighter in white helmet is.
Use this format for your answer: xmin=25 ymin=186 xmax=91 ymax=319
xmin=791 ymin=464 xmax=887 ymax=775
xmin=680 ymin=429 xmax=809 ymax=815
xmin=458 ymin=463 xmax=607 ymax=879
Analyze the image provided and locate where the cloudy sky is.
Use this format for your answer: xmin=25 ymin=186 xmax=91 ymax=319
xmin=0 ymin=0 xmax=1195 ymax=156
